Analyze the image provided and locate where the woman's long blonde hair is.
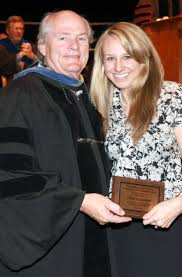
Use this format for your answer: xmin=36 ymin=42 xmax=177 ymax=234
xmin=90 ymin=22 xmax=164 ymax=142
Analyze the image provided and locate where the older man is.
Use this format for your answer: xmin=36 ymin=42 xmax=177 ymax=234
xmin=0 ymin=10 xmax=130 ymax=277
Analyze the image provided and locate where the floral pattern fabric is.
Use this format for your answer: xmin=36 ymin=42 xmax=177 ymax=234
xmin=105 ymin=81 xmax=182 ymax=199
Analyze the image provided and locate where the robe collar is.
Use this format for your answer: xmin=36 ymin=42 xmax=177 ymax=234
xmin=14 ymin=65 xmax=83 ymax=87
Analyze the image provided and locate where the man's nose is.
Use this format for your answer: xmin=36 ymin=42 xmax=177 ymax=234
xmin=69 ymin=38 xmax=79 ymax=50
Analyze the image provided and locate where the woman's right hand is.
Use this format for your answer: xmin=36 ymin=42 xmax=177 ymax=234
xmin=80 ymin=193 xmax=132 ymax=225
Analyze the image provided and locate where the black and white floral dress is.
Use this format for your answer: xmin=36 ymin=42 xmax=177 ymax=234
xmin=105 ymin=81 xmax=182 ymax=200
xmin=105 ymin=81 xmax=182 ymax=277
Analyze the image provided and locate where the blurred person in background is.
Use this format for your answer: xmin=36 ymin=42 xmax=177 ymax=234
xmin=0 ymin=15 xmax=37 ymax=83
xmin=0 ymin=44 xmax=17 ymax=87
xmin=133 ymin=0 xmax=159 ymax=27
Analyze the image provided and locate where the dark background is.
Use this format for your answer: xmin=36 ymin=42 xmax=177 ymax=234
xmin=0 ymin=1 xmax=139 ymax=42
xmin=0 ymin=1 xmax=139 ymax=22
xmin=0 ymin=0 xmax=180 ymax=43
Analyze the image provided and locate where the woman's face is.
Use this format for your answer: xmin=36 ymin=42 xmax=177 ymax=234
xmin=102 ymin=35 xmax=143 ymax=92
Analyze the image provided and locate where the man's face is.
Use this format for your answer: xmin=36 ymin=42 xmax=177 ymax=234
xmin=39 ymin=12 xmax=90 ymax=80
xmin=7 ymin=22 xmax=24 ymax=43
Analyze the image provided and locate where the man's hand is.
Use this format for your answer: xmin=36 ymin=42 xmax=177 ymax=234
xmin=80 ymin=193 xmax=132 ymax=225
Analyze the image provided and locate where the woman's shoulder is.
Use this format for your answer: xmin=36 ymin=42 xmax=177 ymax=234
xmin=162 ymin=80 xmax=182 ymax=92
xmin=160 ymin=81 xmax=182 ymax=108
xmin=161 ymin=81 xmax=182 ymax=99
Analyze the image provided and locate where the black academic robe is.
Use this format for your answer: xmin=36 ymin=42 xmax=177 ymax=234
xmin=0 ymin=74 xmax=114 ymax=277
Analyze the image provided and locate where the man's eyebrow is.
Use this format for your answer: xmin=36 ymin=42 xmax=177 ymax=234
xmin=57 ymin=32 xmax=88 ymax=36
xmin=78 ymin=32 xmax=88 ymax=35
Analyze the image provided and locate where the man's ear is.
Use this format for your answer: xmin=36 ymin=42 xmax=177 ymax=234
xmin=38 ymin=42 xmax=46 ymax=56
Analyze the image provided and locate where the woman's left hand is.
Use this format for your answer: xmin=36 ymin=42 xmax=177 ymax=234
xmin=143 ymin=195 xmax=182 ymax=228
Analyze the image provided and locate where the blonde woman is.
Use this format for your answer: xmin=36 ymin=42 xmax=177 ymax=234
xmin=90 ymin=22 xmax=182 ymax=277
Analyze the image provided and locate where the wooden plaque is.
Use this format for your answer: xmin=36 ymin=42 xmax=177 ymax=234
xmin=111 ymin=176 xmax=164 ymax=219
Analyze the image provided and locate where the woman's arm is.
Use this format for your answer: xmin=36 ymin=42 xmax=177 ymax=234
xmin=175 ymin=126 xmax=182 ymax=155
